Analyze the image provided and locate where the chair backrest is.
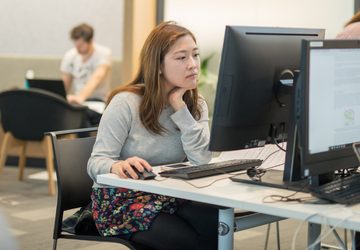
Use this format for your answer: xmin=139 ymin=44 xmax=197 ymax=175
xmin=48 ymin=128 xmax=97 ymax=239
xmin=0 ymin=89 xmax=87 ymax=141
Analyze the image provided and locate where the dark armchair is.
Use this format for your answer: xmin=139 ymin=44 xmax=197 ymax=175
xmin=0 ymin=88 xmax=87 ymax=195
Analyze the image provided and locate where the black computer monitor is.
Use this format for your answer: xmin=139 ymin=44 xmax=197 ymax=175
xmin=209 ymin=26 xmax=325 ymax=153
xmin=209 ymin=26 xmax=326 ymax=189
xmin=294 ymin=39 xmax=360 ymax=185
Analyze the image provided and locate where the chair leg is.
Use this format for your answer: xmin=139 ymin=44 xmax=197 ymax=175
xmin=264 ymin=222 xmax=281 ymax=250
xmin=0 ymin=132 xmax=27 ymax=181
xmin=344 ymin=229 xmax=348 ymax=250
xmin=52 ymin=239 xmax=57 ymax=250
xmin=18 ymin=141 xmax=27 ymax=180
xmin=42 ymin=136 xmax=55 ymax=196
xmin=264 ymin=223 xmax=271 ymax=250
xmin=0 ymin=132 xmax=12 ymax=180
xmin=276 ymin=221 xmax=280 ymax=250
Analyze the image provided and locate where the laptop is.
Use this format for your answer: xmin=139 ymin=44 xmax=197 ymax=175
xmin=27 ymin=79 xmax=67 ymax=100
xmin=27 ymin=78 xmax=106 ymax=114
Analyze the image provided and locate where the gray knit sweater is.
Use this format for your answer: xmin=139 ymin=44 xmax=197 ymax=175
xmin=87 ymin=91 xmax=214 ymax=188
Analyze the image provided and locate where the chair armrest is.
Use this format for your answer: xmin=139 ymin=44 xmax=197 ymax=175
xmin=68 ymin=103 xmax=89 ymax=111
xmin=45 ymin=127 xmax=98 ymax=138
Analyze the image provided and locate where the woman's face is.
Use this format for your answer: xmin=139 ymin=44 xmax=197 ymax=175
xmin=160 ymin=35 xmax=200 ymax=93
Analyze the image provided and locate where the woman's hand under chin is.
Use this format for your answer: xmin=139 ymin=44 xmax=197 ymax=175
xmin=168 ymin=79 xmax=199 ymax=112
xmin=168 ymin=87 xmax=186 ymax=112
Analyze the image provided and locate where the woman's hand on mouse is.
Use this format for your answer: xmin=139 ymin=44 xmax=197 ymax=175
xmin=110 ymin=157 xmax=153 ymax=179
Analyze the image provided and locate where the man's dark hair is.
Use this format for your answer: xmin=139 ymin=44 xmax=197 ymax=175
xmin=70 ymin=23 xmax=94 ymax=42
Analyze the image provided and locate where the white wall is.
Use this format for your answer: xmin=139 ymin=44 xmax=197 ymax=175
xmin=164 ymin=0 xmax=355 ymax=73
xmin=0 ymin=0 xmax=355 ymax=65
xmin=0 ymin=0 xmax=124 ymax=59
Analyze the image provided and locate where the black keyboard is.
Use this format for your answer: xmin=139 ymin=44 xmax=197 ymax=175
xmin=309 ymin=173 xmax=360 ymax=205
xmin=159 ymin=159 xmax=263 ymax=180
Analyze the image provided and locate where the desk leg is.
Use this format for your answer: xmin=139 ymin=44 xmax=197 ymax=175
xmin=308 ymin=223 xmax=321 ymax=250
xmin=351 ymin=230 xmax=355 ymax=250
xmin=218 ymin=208 xmax=234 ymax=250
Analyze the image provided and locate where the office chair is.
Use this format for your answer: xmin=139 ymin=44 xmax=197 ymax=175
xmin=47 ymin=128 xmax=153 ymax=250
xmin=0 ymin=88 xmax=87 ymax=195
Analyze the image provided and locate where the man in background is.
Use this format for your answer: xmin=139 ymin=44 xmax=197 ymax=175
xmin=60 ymin=23 xmax=112 ymax=126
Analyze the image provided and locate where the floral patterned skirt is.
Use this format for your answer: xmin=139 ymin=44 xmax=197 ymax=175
xmin=91 ymin=187 xmax=186 ymax=237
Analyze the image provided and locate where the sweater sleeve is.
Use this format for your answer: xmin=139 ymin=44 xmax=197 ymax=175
xmin=87 ymin=93 xmax=132 ymax=183
xmin=170 ymin=98 xmax=214 ymax=165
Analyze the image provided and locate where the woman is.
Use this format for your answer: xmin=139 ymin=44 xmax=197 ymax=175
xmin=336 ymin=11 xmax=360 ymax=39
xmin=87 ymin=21 xmax=218 ymax=250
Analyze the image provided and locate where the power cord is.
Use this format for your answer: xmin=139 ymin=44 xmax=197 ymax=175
xmin=262 ymin=178 xmax=313 ymax=204
xmin=154 ymin=177 xmax=170 ymax=182
xmin=291 ymin=205 xmax=354 ymax=250
xmin=258 ymin=149 xmax=282 ymax=167
xmin=272 ymin=123 xmax=287 ymax=152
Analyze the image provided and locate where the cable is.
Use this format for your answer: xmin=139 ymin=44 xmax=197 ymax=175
xmin=262 ymin=179 xmax=312 ymax=204
xmin=291 ymin=204 xmax=345 ymax=250
xmin=154 ymin=177 xmax=170 ymax=182
xmin=315 ymin=208 xmax=360 ymax=250
xmin=258 ymin=149 xmax=282 ymax=167
xmin=261 ymin=176 xmax=335 ymax=205
xmin=272 ymin=124 xmax=287 ymax=152
xmin=291 ymin=212 xmax=322 ymax=250
xmin=274 ymin=140 xmax=286 ymax=152
xmin=305 ymin=213 xmax=354 ymax=250
xmin=255 ymin=146 xmax=267 ymax=159
xmin=262 ymin=163 xmax=285 ymax=170
xmin=290 ymin=205 xmax=357 ymax=250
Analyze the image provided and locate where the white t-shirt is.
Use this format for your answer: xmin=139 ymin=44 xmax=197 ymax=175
xmin=60 ymin=43 xmax=112 ymax=102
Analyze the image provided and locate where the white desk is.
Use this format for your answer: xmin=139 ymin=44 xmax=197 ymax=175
xmin=97 ymin=165 xmax=360 ymax=250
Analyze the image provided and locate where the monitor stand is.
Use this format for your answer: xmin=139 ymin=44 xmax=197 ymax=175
xmin=230 ymin=169 xmax=311 ymax=192
xmin=229 ymin=70 xmax=310 ymax=192
xmin=230 ymin=70 xmax=334 ymax=193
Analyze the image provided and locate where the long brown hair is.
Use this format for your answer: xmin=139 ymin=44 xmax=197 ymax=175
xmin=107 ymin=21 xmax=202 ymax=135
xmin=345 ymin=11 xmax=360 ymax=27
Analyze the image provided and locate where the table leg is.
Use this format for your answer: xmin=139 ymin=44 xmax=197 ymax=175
xmin=308 ymin=222 xmax=321 ymax=250
xmin=218 ymin=207 xmax=234 ymax=250
xmin=351 ymin=230 xmax=355 ymax=250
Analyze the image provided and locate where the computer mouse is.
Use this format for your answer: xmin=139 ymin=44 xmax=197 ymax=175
xmin=126 ymin=167 xmax=157 ymax=180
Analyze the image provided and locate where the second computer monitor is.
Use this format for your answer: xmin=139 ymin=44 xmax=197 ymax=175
xmin=209 ymin=26 xmax=325 ymax=152
xmin=297 ymin=39 xmax=360 ymax=180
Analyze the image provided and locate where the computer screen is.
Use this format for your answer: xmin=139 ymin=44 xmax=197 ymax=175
xmin=297 ymin=39 xmax=360 ymax=182
xmin=209 ymin=26 xmax=325 ymax=152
